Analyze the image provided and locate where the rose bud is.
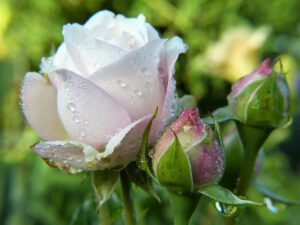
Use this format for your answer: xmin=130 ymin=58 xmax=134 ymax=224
xmin=20 ymin=10 xmax=187 ymax=173
xmin=227 ymin=59 xmax=291 ymax=128
xmin=152 ymin=108 xmax=224 ymax=191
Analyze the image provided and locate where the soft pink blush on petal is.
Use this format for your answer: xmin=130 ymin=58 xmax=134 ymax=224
xmin=89 ymin=39 xmax=166 ymax=121
xmin=33 ymin=116 xmax=151 ymax=171
xmin=63 ymin=24 xmax=126 ymax=76
xmin=231 ymin=58 xmax=272 ymax=96
xmin=20 ymin=72 xmax=69 ymax=140
xmin=49 ymin=69 xmax=131 ymax=149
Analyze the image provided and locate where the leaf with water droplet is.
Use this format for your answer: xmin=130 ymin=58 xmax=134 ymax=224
xmin=215 ymin=201 xmax=239 ymax=217
xmin=198 ymin=184 xmax=262 ymax=207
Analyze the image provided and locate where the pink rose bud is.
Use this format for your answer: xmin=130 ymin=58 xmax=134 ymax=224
xmin=228 ymin=59 xmax=291 ymax=128
xmin=152 ymin=108 xmax=224 ymax=189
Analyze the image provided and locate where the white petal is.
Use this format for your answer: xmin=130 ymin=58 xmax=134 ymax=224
xmin=146 ymin=23 xmax=160 ymax=40
xmin=63 ymin=24 xmax=126 ymax=76
xmin=53 ymin=44 xmax=81 ymax=75
xmin=20 ymin=72 xmax=69 ymax=140
xmin=84 ymin=10 xmax=115 ymax=29
xmin=89 ymin=39 xmax=166 ymax=120
xmin=97 ymin=115 xmax=152 ymax=169
xmin=49 ymin=69 xmax=131 ymax=149
xmin=33 ymin=116 xmax=151 ymax=171
xmin=160 ymin=37 xmax=188 ymax=87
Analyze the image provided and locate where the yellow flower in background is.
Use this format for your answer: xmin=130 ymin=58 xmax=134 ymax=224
xmin=0 ymin=1 xmax=11 ymax=59
xmin=204 ymin=26 xmax=270 ymax=82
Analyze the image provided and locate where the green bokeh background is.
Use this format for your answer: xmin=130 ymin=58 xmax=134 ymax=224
xmin=0 ymin=0 xmax=299 ymax=224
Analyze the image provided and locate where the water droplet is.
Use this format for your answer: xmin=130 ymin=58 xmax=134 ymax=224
xmin=117 ymin=80 xmax=127 ymax=88
xmin=264 ymin=198 xmax=286 ymax=213
xmin=215 ymin=202 xmax=238 ymax=217
xmin=78 ymin=44 xmax=83 ymax=48
xmin=134 ymin=89 xmax=143 ymax=96
xmin=67 ymin=103 xmax=76 ymax=112
xmin=148 ymin=148 xmax=155 ymax=158
xmin=84 ymin=121 xmax=89 ymax=125
xmin=73 ymin=116 xmax=80 ymax=124
xmin=68 ymin=156 xmax=73 ymax=161
xmin=94 ymin=61 xmax=100 ymax=69
xmin=79 ymin=129 xmax=86 ymax=137
xmin=129 ymin=99 xmax=134 ymax=104
xmin=76 ymin=159 xmax=82 ymax=163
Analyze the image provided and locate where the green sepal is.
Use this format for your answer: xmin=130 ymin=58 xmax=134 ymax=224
xmin=137 ymin=108 xmax=158 ymax=179
xmin=92 ymin=170 xmax=119 ymax=208
xmin=199 ymin=184 xmax=262 ymax=207
xmin=125 ymin=162 xmax=160 ymax=202
xmin=156 ymin=134 xmax=193 ymax=193
xmin=202 ymin=106 xmax=237 ymax=125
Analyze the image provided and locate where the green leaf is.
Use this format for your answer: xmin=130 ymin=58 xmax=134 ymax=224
xmin=255 ymin=183 xmax=300 ymax=205
xmin=156 ymin=135 xmax=193 ymax=193
xmin=137 ymin=108 xmax=158 ymax=178
xmin=125 ymin=163 xmax=161 ymax=202
xmin=199 ymin=184 xmax=262 ymax=207
xmin=203 ymin=106 xmax=237 ymax=125
xmin=179 ymin=95 xmax=198 ymax=109
xmin=92 ymin=170 xmax=119 ymax=208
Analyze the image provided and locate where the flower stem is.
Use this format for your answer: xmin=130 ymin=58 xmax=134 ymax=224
xmin=235 ymin=123 xmax=271 ymax=196
xmin=169 ymin=191 xmax=199 ymax=225
xmin=98 ymin=203 xmax=110 ymax=225
xmin=120 ymin=170 xmax=136 ymax=225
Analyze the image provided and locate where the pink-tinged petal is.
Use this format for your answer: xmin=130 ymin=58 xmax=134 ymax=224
xmin=63 ymin=24 xmax=126 ymax=76
xmin=99 ymin=115 xmax=151 ymax=168
xmin=231 ymin=58 xmax=272 ymax=96
xmin=151 ymin=77 xmax=178 ymax=141
xmin=53 ymin=44 xmax=81 ymax=75
xmin=33 ymin=116 xmax=151 ymax=171
xmin=20 ymin=72 xmax=69 ymax=140
xmin=159 ymin=37 xmax=188 ymax=87
xmin=89 ymin=40 xmax=166 ymax=120
xmin=49 ymin=69 xmax=131 ymax=149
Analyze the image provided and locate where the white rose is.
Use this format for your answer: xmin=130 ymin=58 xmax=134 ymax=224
xmin=20 ymin=10 xmax=187 ymax=172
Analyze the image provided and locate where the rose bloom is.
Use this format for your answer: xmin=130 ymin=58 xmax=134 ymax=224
xmin=20 ymin=10 xmax=187 ymax=172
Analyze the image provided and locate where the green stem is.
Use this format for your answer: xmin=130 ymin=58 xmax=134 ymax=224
xmin=169 ymin=191 xmax=199 ymax=225
xmin=98 ymin=203 xmax=110 ymax=225
xmin=120 ymin=170 xmax=136 ymax=225
xmin=236 ymin=123 xmax=272 ymax=196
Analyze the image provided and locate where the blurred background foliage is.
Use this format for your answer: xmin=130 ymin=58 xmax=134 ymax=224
xmin=0 ymin=0 xmax=299 ymax=224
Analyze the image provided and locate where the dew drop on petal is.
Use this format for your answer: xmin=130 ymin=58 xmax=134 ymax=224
xmin=79 ymin=129 xmax=86 ymax=138
xmin=67 ymin=103 xmax=76 ymax=112
xmin=134 ymin=89 xmax=143 ymax=97
xmin=117 ymin=80 xmax=127 ymax=88
xmin=94 ymin=61 xmax=100 ymax=69
xmin=73 ymin=116 xmax=80 ymax=124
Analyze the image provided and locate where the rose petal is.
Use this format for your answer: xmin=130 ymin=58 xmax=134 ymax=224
xmin=146 ymin=23 xmax=160 ymax=40
xmin=33 ymin=115 xmax=151 ymax=171
xmin=84 ymin=10 xmax=116 ymax=29
xmin=20 ymin=72 xmax=69 ymax=140
xmin=33 ymin=141 xmax=96 ymax=173
xmin=49 ymin=69 xmax=131 ymax=149
xmin=53 ymin=44 xmax=81 ymax=75
xmin=89 ymin=39 xmax=166 ymax=120
xmin=160 ymin=36 xmax=188 ymax=87
xmin=63 ymin=24 xmax=126 ymax=76
xmin=99 ymin=115 xmax=151 ymax=168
